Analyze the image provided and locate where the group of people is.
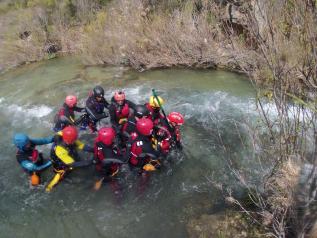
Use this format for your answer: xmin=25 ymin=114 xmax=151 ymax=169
xmin=13 ymin=86 xmax=185 ymax=192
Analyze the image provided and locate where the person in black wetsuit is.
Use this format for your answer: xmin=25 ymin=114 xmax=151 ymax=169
xmin=53 ymin=95 xmax=84 ymax=132
xmin=84 ymin=86 xmax=109 ymax=132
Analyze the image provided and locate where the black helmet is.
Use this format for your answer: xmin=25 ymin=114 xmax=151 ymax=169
xmin=135 ymin=105 xmax=150 ymax=118
xmin=93 ymin=86 xmax=104 ymax=98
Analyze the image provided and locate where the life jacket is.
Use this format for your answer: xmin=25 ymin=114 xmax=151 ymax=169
xmin=54 ymin=105 xmax=74 ymax=123
xmin=152 ymin=125 xmax=172 ymax=154
xmin=129 ymin=134 xmax=152 ymax=167
xmin=94 ymin=139 xmax=119 ymax=176
xmin=16 ymin=143 xmax=39 ymax=164
xmin=50 ymin=134 xmax=79 ymax=170
xmin=115 ymin=102 xmax=130 ymax=121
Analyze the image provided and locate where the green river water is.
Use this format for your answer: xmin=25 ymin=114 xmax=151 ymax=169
xmin=0 ymin=57 xmax=257 ymax=238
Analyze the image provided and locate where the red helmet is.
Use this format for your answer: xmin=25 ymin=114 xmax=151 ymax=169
xmin=62 ymin=126 xmax=78 ymax=144
xmin=136 ymin=118 xmax=153 ymax=136
xmin=114 ymin=91 xmax=125 ymax=102
xmin=65 ymin=95 xmax=77 ymax=108
xmin=97 ymin=127 xmax=116 ymax=145
xmin=167 ymin=112 xmax=184 ymax=125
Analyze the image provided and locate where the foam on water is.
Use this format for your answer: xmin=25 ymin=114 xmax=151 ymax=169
xmin=0 ymin=98 xmax=53 ymax=127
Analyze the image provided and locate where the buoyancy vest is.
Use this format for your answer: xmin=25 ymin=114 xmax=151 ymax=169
xmin=94 ymin=140 xmax=119 ymax=175
xmin=50 ymin=134 xmax=79 ymax=170
xmin=115 ymin=103 xmax=130 ymax=120
xmin=16 ymin=143 xmax=39 ymax=164
xmin=54 ymin=105 xmax=75 ymax=123
xmin=129 ymin=134 xmax=153 ymax=167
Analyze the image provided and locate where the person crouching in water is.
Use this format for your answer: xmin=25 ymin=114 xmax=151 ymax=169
xmin=109 ymin=91 xmax=136 ymax=134
xmin=145 ymin=96 xmax=165 ymax=126
xmin=153 ymin=112 xmax=185 ymax=155
xmin=93 ymin=127 xmax=125 ymax=192
xmin=53 ymin=95 xmax=84 ymax=132
xmin=46 ymin=126 xmax=93 ymax=192
xmin=85 ymin=85 xmax=109 ymax=132
xmin=13 ymin=133 xmax=53 ymax=186
xmin=128 ymin=118 xmax=161 ymax=173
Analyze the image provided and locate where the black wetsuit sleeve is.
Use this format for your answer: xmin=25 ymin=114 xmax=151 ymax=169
xmin=102 ymin=98 xmax=110 ymax=109
xmin=63 ymin=106 xmax=73 ymax=121
xmin=126 ymin=100 xmax=137 ymax=111
xmin=73 ymin=106 xmax=85 ymax=112
xmin=125 ymin=118 xmax=136 ymax=134
xmin=86 ymin=97 xmax=107 ymax=121
xmin=109 ymin=104 xmax=120 ymax=130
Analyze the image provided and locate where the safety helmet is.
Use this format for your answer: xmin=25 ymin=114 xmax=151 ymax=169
xmin=62 ymin=126 xmax=78 ymax=144
xmin=167 ymin=112 xmax=184 ymax=125
xmin=136 ymin=118 xmax=153 ymax=136
xmin=65 ymin=95 xmax=77 ymax=108
xmin=134 ymin=104 xmax=150 ymax=118
xmin=97 ymin=127 xmax=116 ymax=146
xmin=114 ymin=91 xmax=125 ymax=102
xmin=93 ymin=86 xmax=104 ymax=98
xmin=13 ymin=133 xmax=30 ymax=151
xmin=149 ymin=96 xmax=164 ymax=108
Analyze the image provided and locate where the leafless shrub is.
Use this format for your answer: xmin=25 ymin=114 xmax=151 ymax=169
xmin=81 ymin=0 xmax=248 ymax=71
xmin=220 ymin=0 xmax=317 ymax=237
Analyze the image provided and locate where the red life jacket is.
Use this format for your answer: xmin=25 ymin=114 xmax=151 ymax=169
xmin=94 ymin=139 xmax=119 ymax=174
xmin=155 ymin=125 xmax=172 ymax=154
xmin=116 ymin=103 xmax=130 ymax=120
xmin=31 ymin=149 xmax=39 ymax=162
xmin=54 ymin=106 xmax=74 ymax=123
xmin=129 ymin=134 xmax=150 ymax=166
xmin=16 ymin=148 xmax=39 ymax=163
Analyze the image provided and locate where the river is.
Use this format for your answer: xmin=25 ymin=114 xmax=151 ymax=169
xmin=0 ymin=57 xmax=256 ymax=238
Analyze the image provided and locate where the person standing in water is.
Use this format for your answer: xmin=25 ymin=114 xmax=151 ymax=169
xmin=53 ymin=95 xmax=84 ymax=132
xmin=85 ymin=86 xmax=109 ymax=132
xmin=13 ymin=133 xmax=53 ymax=186
xmin=46 ymin=126 xmax=93 ymax=192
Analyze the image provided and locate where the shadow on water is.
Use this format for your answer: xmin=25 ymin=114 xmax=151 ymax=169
xmin=0 ymin=57 xmax=257 ymax=238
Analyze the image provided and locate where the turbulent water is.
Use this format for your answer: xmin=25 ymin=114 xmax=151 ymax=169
xmin=0 ymin=57 xmax=257 ymax=238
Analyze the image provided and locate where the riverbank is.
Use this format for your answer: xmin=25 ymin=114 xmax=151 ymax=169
xmin=0 ymin=1 xmax=253 ymax=73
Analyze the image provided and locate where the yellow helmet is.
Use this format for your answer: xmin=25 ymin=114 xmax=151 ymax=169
xmin=149 ymin=96 xmax=164 ymax=108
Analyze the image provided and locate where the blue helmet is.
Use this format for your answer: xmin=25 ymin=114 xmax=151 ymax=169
xmin=13 ymin=133 xmax=30 ymax=151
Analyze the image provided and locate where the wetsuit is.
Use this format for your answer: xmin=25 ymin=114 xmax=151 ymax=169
xmin=145 ymin=103 xmax=164 ymax=126
xmin=46 ymin=132 xmax=93 ymax=192
xmin=153 ymin=119 xmax=182 ymax=153
xmin=128 ymin=133 xmax=160 ymax=170
xmin=16 ymin=137 xmax=53 ymax=174
xmin=54 ymin=103 xmax=84 ymax=131
xmin=85 ymin=95 xmax=109 ymax=131
xmin=109 ymin=97 xmax=136 ymax=133
xmin=122 ymin=116 xmax=137 ymax=135
xmin=94 ymin=139 xmax=123 ymax=177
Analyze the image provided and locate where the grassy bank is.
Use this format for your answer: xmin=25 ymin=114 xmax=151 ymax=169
xmin=0 ymin=0 xmax=251 ymax=72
